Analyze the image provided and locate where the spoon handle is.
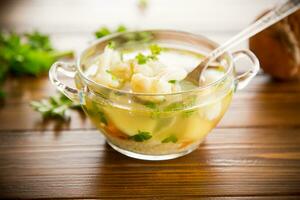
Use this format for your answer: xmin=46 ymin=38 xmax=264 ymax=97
xmin=208 ymin=0 xmax=300 ymax=61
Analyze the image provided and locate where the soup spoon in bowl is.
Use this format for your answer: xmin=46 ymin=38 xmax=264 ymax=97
xmin=186 ymin=0 xmax=300 ymax=85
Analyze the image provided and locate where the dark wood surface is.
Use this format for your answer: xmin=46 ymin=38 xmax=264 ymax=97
xmin=1 ymin=0 xmax=300 ymax=199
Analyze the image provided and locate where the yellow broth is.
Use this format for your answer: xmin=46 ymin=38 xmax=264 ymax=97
xmin=79 ymin=46 xmax=234 ymax=155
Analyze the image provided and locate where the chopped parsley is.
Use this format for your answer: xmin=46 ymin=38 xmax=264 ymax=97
xmin=129 ymin=130 xmax=152 ymax=142
xmin=182 ymin=109 xmax=197 ymax=118
xmin=143 ymin=101 xmax=157 ymax=109
xmin=30 ymin=93 xmax=80 ymax=120
xmin=168 ymin=80 xmax=177 ymax=84
xmin=162 ymin=135 xmax=178 ymax=143
xmin=99 ymin=111 xmax=108 ymax=125
xmin=135 ymin=44 xmax=162 ymax=64
xmin=95 ymin=27 xmax=111 ymax=39
xmin=107 ymin=41 xmax=116 ymax=49
xmin=95 ymin=25 xmax=127 ymax=39
xmin=164 ymin=95 xmax=197 ymax=112
xmin=135 ymin=53 xmax=148 ymax=65
xmin=116 ymin=25 xmax=127 ymax=33
xmin=149 ymin=44 xmax=162 ymax=56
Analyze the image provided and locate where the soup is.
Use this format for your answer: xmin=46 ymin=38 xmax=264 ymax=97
xmin=79 ymin=43 xmax=234 ymax=155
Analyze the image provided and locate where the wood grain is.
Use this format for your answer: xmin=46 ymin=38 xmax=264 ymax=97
xmin=1 ymin=128 xmax=300 ymax=199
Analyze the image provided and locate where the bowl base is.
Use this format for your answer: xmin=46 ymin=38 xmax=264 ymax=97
xmin=107 ymin=141 xmax=198 ymax=161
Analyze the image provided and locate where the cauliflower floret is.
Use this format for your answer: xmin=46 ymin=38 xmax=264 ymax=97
xmin=133 ymin=60 xmax=168 ymax=77
xmin=130 ymin=59 xmax=188 ymax=102
xmin=94 ymin=69 xmax=121 ymax=88
xmin=110 ymin=61 xmax=133 ymax=81
xmin=131 ymin=73 xmax=183 ymax=102
xmin=90 ymin=44 xmax=189 ymax=96
xmin=133 ymin=62 xmax=154 ymax=77
xmin=95 ymin=47 xmax=119 ymax=72
xmin=92 ymin=46 xmax=133 ymax=88
xmin=131 ymin=73 xmax=153 ymax=93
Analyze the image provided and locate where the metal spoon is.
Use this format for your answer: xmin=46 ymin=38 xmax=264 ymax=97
xmin=186 ymin=0 xmax=300 ymax=85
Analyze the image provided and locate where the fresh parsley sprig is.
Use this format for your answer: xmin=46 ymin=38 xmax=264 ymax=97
xmin=129 ymin=130 xmax=152 ymax=142
xmin=30 ymin=93 xmax=80 ymax=120
xmin=135 ymin=44 xmax=162 ymax=64
xmin=95 ymin=25 xmax=127 ymax=39
xmin=0 ymin=31 xmax=73 ymax=99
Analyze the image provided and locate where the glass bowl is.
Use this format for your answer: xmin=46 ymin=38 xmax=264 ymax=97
xmin=49 ymin=30 xmax=259 ymax=160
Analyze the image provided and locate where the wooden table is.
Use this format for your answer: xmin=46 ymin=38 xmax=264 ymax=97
xmin=1 ymin=0 xmax=300 ymax=199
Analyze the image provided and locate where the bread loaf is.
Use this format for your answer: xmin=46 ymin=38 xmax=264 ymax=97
xmin=249 ymin=10 xmax=300 ymax=80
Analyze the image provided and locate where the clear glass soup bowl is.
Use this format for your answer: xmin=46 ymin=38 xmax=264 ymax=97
xmin=49 ymin=30 xmax=259 ymax=160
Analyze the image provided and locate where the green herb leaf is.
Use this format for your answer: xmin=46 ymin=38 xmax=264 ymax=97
xmin=129 ymin=130 xmax=152 ymax=142
xmin=135 ymin=53 xmax=148 ymax=64
xmin=162 ymin=135 xmax=178 ymax=143
xmin=149 ymin=44 xmax=161 ymax=56
xmin=0 ymin=31 xmax=73 ymax=77
xmin=143 ymin=101 xmax=157 ymax=109
xmin=94 ymin=25 xmax=128 ymax=39
xmin=116 ymin=25 xmax=127 ymax=33
xmin=25 ymin=31 xmax=53 ymax=51
xmin=31 ymin=93 xmax=80 ymax=120
xmin=95 ymin=27 xmax=111 ymax=39
xmin=182 ymin=109 xmax=197 ymax=118
xmin=134 ymin=44 xmax=162 ymax=65
xmin=99 ymin=111 xmax=108 ymax=125
xmin=168 ymin=80 xmax=177 ymax=84
xmin=164 ymin=95 xmax=197 ymax=112
xmin=107 ymin=41 xmax=116 ymax=49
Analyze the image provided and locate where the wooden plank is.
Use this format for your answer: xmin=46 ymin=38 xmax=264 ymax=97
xmin=0 ymin=128 xmax=300 ymax=199
xmin=1 ymin=76 xmax=300 ymax=131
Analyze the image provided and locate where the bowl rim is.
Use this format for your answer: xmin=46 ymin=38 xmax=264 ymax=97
xmin=76 ymin=29 xmax=234 ymax=96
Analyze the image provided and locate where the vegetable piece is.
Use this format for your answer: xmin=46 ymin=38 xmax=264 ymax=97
xmin=168 ymin=80 xmax=177 ymax=84
xmin=107 ymin=41 xmax=116 ymax=49
xmin=116 ymin=25 xmax=127 ymax=33
xmin=182 ymin=109 xmax=197 ymax=118
xmin=99 ymin=111 xmax=108 ymax=125
xmin=95 ymin=27 xmax=111 ymax=38
xmin=164 ymin=95 xmax=197 ymax=112
xmin=95 ymin=25 xmax=127 ymax=39
xmin=143 ymin=101 xmax=158 ymax=109
xmin=149 ymin=44 xmax=162 ymax=56
xmin=162 ymin=135 xmax=178 ymax=143
xmin=134 ymin=44 xmax=162 ymax=64
xmin=30 ymin=93 xmax=80 ymax=120
xmin=135 ymin=53 xmax=148 ymax=65
xmin=129 ymin=130 xmax=152 ymax=142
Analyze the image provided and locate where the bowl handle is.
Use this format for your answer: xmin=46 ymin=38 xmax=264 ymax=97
xmin=232 ymin=50 xmax=260 ymax=91
xmin=49 ymin=61 xmax=79 ymax=103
